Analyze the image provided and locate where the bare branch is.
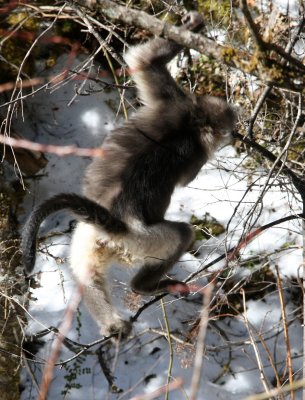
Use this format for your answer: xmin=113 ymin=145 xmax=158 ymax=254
xmin=190 ymin=284 xmax=214 ymax=400
xmin=38 ymin=283 xmax=85 ymax=400
xmin=75 ymin=0 xmax=305 ymax=90
xmin=240 ymin=0 xmax=265 ymax=50
xmin=0 ymin=134 xmax=105 ymax=158
xmin=130 ymin=377 xmax=184 ymax=400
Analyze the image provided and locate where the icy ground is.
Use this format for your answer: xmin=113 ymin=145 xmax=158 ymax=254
xmin=15 ymin=56 xmax=304 ymax=400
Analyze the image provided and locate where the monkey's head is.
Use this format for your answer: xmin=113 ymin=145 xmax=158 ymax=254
xmin=198 ymin=95 xmax=238 ymax=136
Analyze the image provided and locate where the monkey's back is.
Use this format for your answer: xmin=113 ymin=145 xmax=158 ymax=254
xmin=83 ymin=108 xmax=206 ymax=225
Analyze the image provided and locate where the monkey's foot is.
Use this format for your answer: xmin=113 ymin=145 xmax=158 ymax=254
xmin=101 ymin=318 xmax=132 ymax=339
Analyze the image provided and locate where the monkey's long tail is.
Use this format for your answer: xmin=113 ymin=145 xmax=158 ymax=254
xmin=21 ymin=193 xmax=128 ymax=274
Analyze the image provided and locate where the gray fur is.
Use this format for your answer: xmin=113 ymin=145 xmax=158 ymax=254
xmin=22 ymin=12 xmax=237 ymax=337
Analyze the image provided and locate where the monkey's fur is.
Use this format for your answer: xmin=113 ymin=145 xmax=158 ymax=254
xmin=21 ymin=13 xmax=237 ymax=337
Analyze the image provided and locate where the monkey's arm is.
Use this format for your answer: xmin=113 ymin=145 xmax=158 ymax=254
xmin=124 ymin=38 xmax=185 ymax=106
xmin=124 ymin=11 xmax=204 ymax=106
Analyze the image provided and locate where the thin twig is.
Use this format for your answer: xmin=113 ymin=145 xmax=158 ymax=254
xmin=132 ymin=213 xmax=304 ymax=323
xmin=130 ymin=377 xmax=184 ymax=400
xmin=75 ymin=0 xmax=304 ymax=91
xmin=245 ymin=378 xmax=305 ymax=400
xmin=233 ymin=131 xmax=305 ymax=198
xmin=189 ymin=283 xmax=213 ymax=400
xmin=69 ymin=1 xmax=125 ymax=66
xmin=38 ymin=283 xmax=85 ymax=400
xmin=240 ymin=0 xmax=265 ymax=50
xmin=275 ymin=265 xmax=294 ymax=400
xmin=246 ymin=15 xmax=305 ymax=136
xmin=160 ymin=298 xmax=173 ymax=400
xmin=97 ymin=347 xmax=123 ymax=393
xmin=0 ymin=134 xmax=104 ymax=158
xmin=234 ymin=95 xmax=302 ymax=241
xmin=255 ymin=330 xmax=285 ymax=400
xmin=241 ymin=289 xmax=271 ymax=396
xmin=69 ymin=1 xmax=128 ymax=119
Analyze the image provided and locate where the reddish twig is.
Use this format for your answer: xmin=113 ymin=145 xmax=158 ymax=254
xmin=131 ymin=214 xmax=304 ymax=323
xmin=38 ymin=283 xmax=85 ymax=400
xmin=0 ymin=134 xmax=105 ymax=158
xmin=130 ymin=377 xmax=184 ymax=400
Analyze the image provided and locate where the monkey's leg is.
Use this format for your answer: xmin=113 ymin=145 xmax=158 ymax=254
xmin=70 ymin=222 xmax=131 ymax=337
xmin=84 ymin=277 xmax=131 ymax=337
xmin=129 ymin=221 xmax=194 ymax=295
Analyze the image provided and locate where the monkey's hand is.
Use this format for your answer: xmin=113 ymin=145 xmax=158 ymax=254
xmin=165 ymin=280 xmax=191 ymax=296
xmin=181 ymin=11 xmax=204 ymax=33
xmin=166 ymin=280 xmax=204 ymax=295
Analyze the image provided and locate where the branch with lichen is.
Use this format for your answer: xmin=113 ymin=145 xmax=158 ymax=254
xmin=74 ymin=0 xmax=304 ymax=91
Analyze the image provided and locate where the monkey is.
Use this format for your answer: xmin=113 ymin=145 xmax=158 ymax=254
xmin=21 ymin=12 xmax=237 ymax=337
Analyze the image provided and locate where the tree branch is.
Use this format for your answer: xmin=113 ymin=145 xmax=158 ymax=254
xmin=232 ymin=131 xmax=305 ymax=201
xmin=240 ymin=0 xmax=265 ymax=51
xmin=74 ymin=0 xmax=304 ymax=91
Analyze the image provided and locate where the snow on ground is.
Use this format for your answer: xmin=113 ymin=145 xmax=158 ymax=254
xmin=12 ymin=55 xmax=304 ymax=400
